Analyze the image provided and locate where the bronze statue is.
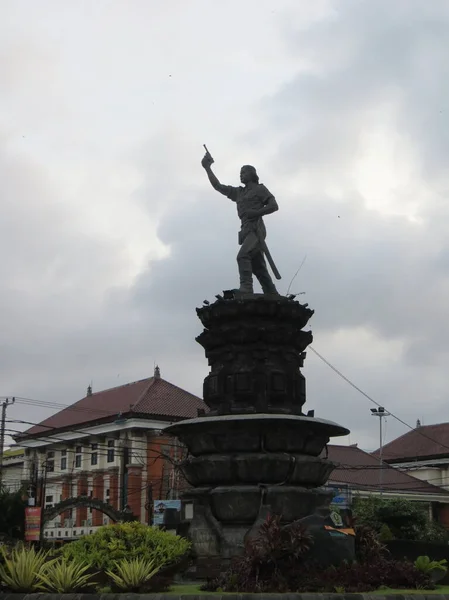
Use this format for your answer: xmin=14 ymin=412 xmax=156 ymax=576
xmin=201 ymin=146 xmax=281 ymax=295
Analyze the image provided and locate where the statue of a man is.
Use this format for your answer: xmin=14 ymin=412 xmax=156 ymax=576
xmin=201 ymin=150 xmax=280 ymax=295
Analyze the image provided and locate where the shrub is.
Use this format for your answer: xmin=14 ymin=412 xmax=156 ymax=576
xmin=294 ymin=558 xmax=433 ymax=593
xmin=353 ymin=497 xmax=437 ymax=541
xmin=206 ymin=515 xmax=433 ymax=593
xmin=62 ymin=521 xmax=190 ymax=572
xmin=211 ymin=514 xmax=313 ymax=593
xmin=379 ymin=523 xmax=394 ymax=541
xmin=0 ymin=489 xmax=26 ymax=541
xmin=422 ymin=521 xmax=449 ymax=543
xmin=37 ymin=558 xmax=96 ymax=593
xmin=355 ymin=525 xmax=389 ymax=563
xmin=0 ymin=545 xmax=53 ymax=592
xmin=106 ymin=557 xmax=160 ymax=592
xmin=415 ymin=555 xmax=447 ymax=574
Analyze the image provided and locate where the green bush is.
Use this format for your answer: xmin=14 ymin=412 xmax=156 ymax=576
xmin=61 ymin=522 xmax=190 ymax=572
xmin=379 ymin=523 xmax=394 ymax=541
xmin=0 ymin=545 xmax=53 ymax=592
xmin=37 ymin=558 xmax=96 ymax=593
xmin=0 ymin=489 xmax=26 ymax=541
xmin=106 ymin=557 xmax=160 ymax=592
xmin=415 ymin=555 xmax=447 ymax=574
xmin=353 ymin=497 xmax=441 ymax=541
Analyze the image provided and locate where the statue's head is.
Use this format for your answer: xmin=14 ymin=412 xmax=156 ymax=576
xmin=240 ymin=165 xmax=259 ymax=185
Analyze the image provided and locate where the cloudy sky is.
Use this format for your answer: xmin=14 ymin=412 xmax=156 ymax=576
xmin=2 ymin=0 xmax=449 ymax=451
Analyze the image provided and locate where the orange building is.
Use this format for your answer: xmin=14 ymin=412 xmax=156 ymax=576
xmin=15 ymin=367 xmax=205 ymax=541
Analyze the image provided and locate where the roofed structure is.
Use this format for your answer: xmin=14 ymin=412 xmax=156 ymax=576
xmin=376 ymin=422 xmax=449 ymax=463
xmin=18 ymin=375 xmax=206 ymax=439
xmin=327 ymin=444 xmax=449 ymax=499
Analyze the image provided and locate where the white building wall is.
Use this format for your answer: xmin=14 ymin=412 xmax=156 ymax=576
xmin=1 ymin=463 xmax=24 ymax=492
xmin=392 ymin=462 xmax=449 ymax=491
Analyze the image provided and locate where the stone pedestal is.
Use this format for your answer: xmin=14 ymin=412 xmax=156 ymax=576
xmin=166 ymin=293 xmax=350 ymax=571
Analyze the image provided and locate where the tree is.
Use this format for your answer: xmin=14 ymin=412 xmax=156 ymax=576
xmin=0 ymin=487 xmax=26 ymax=541
xmin=353 ymin=497 xmax=447 ymax=541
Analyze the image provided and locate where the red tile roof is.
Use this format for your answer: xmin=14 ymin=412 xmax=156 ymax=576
xmin=327 ymin=444 xmax=449 ymax=496
xmin=21 ymin=377 xmax=206 ymax=437
xmin=376 ymin=423 xmax=449 ymax=462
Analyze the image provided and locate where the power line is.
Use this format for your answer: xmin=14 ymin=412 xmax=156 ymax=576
xmin=3 ymin=427 xmax=181 ymax=470
xmin=6 ymin=418 xmax=182 ymax=456
xmin=309 ymin=346 xmax=449 ymax=457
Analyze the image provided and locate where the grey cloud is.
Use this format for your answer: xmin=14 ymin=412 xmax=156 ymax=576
xmin=3 ymin=0 xmax=449 ymax=453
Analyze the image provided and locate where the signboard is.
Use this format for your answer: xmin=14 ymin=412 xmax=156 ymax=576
xmin=153 ymin=499 xmax=181 ymax=526
xmin=25 ymin=507 xmax=42 ymax=541
xmin=327 ymin=485 xmax=352 ymax=509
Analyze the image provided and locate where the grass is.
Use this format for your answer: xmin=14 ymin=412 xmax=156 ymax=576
xmin=168 ymin=584 xmax=224 ymax=594
xmin=371 ymin=587 xmax=449 ymax=595
xmin=168 ymin=584 xmax=449 ymax=595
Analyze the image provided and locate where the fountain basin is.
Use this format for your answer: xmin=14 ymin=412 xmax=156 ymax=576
xmin=166 ymin=413 xmax=349 ymax=457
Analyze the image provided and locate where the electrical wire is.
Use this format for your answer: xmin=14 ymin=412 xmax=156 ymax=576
xmin=309 ymin=346 xmax=449 ymax=457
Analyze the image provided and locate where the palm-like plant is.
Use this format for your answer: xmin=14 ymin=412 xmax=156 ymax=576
xmin=37 ymin=558 xmax=96 ymax=593
xmin=0 ymin=545 xmax=53 ymax=592
xmin=106 ymin=557 xmax=160 ymax=591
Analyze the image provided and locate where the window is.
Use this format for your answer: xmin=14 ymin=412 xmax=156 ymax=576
xmin=75 ymin=446 xmax=82 ymax=468
xmin=61 ymin=449 xmax=67 ymax=456
xmin=107 ymin=440 xmax=114 ymax=463
xmin=45 ymin=495 xmax=53 ymax=503
xmin=91 ymin=443 xmax=98 ymax=465
xmin=60 ymin=457 xmax=67 ymax=470
xmin=46 ymin=460 xmax=54 ymax=473
xmin=46 ymin=451 xmax=55 ymax=459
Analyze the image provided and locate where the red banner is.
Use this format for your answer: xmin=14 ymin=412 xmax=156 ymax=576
xmin=25 ymin=507 xmax=42 ymax=542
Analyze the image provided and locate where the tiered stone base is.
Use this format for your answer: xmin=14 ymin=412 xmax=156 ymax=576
xmin=166 ymin=414 xmax=349 ymax=561
xmin=166 ymin=293 xmax=352 ymax=573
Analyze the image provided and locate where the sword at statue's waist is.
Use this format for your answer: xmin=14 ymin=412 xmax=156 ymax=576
xmin=257 ymin=235 xmax=282 ymax=281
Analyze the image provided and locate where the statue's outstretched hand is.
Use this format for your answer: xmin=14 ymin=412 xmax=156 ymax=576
xmin=201 ymin=152 xmax=214 ymax=168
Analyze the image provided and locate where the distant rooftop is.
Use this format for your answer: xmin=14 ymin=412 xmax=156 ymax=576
xmin=3 ymin=447 xmax=25 ymax=459
xmin=375 ymin=422 xmax=449 ymax=462
xmin=327 ymin=444 xmax=449 ymax=496
xmin=18 ymin=374 xmax=206 ymax=439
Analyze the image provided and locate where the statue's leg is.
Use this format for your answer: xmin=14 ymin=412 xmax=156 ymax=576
xmin=237 ymin=233 xmax=258 ymax=293
xmin=252 ymin=251 xmax=278 ymax=295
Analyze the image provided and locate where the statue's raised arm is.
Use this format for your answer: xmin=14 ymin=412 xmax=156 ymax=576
xmin=201 ymin=146 xmax=281 ymax=296
xmin=201 ymin=147 xmax=235 ymax=197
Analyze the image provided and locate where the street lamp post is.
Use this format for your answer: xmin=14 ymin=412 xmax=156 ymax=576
xmin=371 ymin=407 xmax=390 ymax=495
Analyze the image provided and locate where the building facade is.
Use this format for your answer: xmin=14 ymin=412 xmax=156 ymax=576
xmin=12 ymin=369 xmax=205 ymax=541
xmin=1 ymin=448 xmax=25 ymax=493
xmin=377 ymin=421 xmax=449 ymax=527
xmin=328 ymin=443 xmax=449 ymax=505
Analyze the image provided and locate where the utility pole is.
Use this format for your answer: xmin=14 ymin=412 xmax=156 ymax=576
xmin=0 ymin=397 xmax=15 ymax=489
xmin=371 ymin=406 xmax=390 ymax=496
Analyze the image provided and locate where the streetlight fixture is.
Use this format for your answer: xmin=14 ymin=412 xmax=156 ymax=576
xmin=371 ymin=407 xmax=390 ymax=495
